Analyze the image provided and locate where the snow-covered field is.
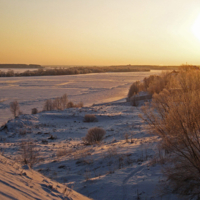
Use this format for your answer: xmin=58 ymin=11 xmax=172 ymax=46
xmin=0 ymin=71 xmax=161 ymax=126
xmin=0 ymin=99 xmax=180 ymax=199
xmin=0 ymin=70 xmax=181 ymax=200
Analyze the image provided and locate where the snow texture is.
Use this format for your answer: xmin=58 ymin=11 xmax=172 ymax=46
xmin=0 ymin=98 xmax=180 ymax=200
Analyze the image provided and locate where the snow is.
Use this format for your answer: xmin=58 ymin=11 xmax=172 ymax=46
xmin=0 ymin=98 xmax=180 ymax=200
xmin=0 ymin=71 xmax=162 ymax=126
xmin=0 ymin=155 xmax=91 ymax=200
xmin=0 ymin=70 xmax=182 ymax=200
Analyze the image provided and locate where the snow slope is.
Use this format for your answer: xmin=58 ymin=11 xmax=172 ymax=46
xmin=0 ymin=155 xmax=91 ymax=200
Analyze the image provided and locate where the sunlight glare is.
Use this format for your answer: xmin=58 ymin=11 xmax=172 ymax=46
xmin=192 ymin=14 xmax=200 ymax=41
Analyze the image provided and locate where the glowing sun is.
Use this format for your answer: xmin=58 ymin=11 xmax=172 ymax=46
xmin=192 ymin=14 xmax=200 ymax=41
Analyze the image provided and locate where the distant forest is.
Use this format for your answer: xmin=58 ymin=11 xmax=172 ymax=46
xmin=0 ymin=64 xmax=43 ymax=68
xmin=0 ymin=65 xmax=180 ymax=77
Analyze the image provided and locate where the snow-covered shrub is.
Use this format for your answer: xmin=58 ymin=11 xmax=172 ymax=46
xmin=141 ymin=69 xmax=200 ymax=199
xmin=10 ymin=100 xmax=19 ymax=117
xmin=32 ymin=108 xmax=38 ymax=114
xmin=83 ymin=114 xmax=98 ymax=122
xmin=83 ymin=127 xmax=106 ymax=145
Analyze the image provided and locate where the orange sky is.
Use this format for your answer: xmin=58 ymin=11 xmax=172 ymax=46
xmin=1 ymin=0 xmax=200 ymax=65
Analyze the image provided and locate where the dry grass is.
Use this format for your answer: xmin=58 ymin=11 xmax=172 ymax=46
xmin=105 ymin=146 xmax=118 ymax=158
xmin=56 ymin=149 xmax=69 ymax=157
xmin=83 ymin=114 xmax=98 ymax=122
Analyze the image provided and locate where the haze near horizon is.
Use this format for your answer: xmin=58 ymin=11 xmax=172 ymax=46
xmin=1 ymin=0 xmax=200 ymax=66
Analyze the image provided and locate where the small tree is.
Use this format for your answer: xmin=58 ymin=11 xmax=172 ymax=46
xmin=10 ymin=100 xmax=19 ymax=117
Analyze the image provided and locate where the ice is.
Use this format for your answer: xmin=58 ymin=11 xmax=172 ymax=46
xmin=0 ymin=71 xmax=161 ymax=125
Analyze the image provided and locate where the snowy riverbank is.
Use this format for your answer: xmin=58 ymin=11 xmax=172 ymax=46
xmin=0 ymin=98 xmax=179 ymax=200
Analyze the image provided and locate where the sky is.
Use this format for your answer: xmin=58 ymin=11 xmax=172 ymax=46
xmin=0 ymin=0 xmax=200 ymax=66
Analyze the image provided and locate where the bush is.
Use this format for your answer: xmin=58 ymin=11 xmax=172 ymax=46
xmin=141 ymin=69 xmax=200 ymax=199
xmin=19 ymin=141 xmax=38 ymax=168
xmin=147 ymin=72 xmax=171 ymax=94
xmin=75 ymin=102 xmax=83 ymax=108
xmin=67 ymin=101 xmax=74 ymax=108
xmin=32 ymin=108 xmax=38 ymax=114
xmin=83 ymin=114 xmax=98 ymax=122
xmin=127 ymin=81 xmax=141 ymax=99
xmin=10 ymin=100 xmax=20 ymax=117
xmin=83 ymin=127 xmax=106 ymax=145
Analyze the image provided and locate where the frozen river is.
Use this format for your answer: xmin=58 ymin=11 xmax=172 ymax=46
xmin=0 ymin=70 xmax=162 ymax=125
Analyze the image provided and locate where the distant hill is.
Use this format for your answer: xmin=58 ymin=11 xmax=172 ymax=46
xmin=0 ymin=64 xmax=43 ymax=68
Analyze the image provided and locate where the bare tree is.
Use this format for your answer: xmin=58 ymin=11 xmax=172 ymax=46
xmin=19 ymin=140 xmax=39 ymax=168
xmin=10 ymin=100 xmax=19 ymax=117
